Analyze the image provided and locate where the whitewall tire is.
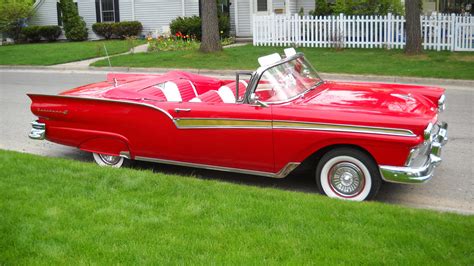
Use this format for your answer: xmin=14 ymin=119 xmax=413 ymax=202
xmin=92 ymin=152 xmax=126 ymax=168
xmin=316 ymin=148 xmax=381 ymax=201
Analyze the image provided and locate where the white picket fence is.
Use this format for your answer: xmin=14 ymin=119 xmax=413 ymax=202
xmin=253 ymin=14 xmax=474 ymax=51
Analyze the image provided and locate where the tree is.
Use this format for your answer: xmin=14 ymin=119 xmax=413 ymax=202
xmin=200 ymin=0 xmax=222 ymax=53
xmin=0 ymin=1 xmax=33 ymax=41
xmin=405 ymin=0 xmax=422 ymax=55
xmin=60 ymin=0 xmax=88 ymax=41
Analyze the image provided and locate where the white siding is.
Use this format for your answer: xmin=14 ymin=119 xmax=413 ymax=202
xmin=229 ymin=0 xmax=236 ymax=35
xmin=120 ymin=0 xmax=133 ymax=21
xmin=296 ymin=0 xmax=314 ymax=15
xmin=272 ymin=0 xmax=285 ymax=12
xmin=185 ymin=0 xmax=199 ymax=16
xmin=236 ymin=0 xmax=251 ymax=36
xmin=77 ymin=0 xmax=99 ymax=39
xmin=29 ymin=0 xmax=59 ymax=26
xmin=288 ymin=0 xmax=297 ymax=14
xmin=135 ymin=0 xmax=182 ymax=36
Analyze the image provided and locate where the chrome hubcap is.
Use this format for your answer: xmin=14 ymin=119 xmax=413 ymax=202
xmin=329 ymin=162 xmax=365 ymax=197
xmin=98 ymin=154 xmax=121 ymax=165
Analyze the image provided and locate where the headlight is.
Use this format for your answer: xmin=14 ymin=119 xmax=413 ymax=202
xmin=405 ymin=142 xmax=431 ymax=167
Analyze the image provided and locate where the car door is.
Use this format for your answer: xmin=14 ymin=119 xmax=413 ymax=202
xmin=163 ymin=101 xmax=275 ymax=174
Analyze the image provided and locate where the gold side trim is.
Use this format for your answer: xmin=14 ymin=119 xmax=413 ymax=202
xmin=134 ymin=156 xmax=299 ymax=179
xmin=273 ymin=121 xmax=416 ymax=137
xmin=175 ymin=118 xmax=272 ymax=129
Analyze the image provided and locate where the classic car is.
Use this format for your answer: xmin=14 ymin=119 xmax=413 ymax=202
xmin=28 ymin=48 xmax=448 ymax=201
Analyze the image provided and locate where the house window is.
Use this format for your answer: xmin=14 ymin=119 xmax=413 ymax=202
xmin=100 ymin=0 xmax=115 ymax=22
xmin=95 ymin=0 xmax=119 ymax=22
xmin=257 ymin=0 xmax=267 ymax=11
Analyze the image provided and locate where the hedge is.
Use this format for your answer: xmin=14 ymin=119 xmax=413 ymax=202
xmin=92 ymin=21 xmax=143 ymax=39
xmin=21 ymin=25 xmax=62 ymax=42
xmin=170 ymin=15 xmax=230 ymax=40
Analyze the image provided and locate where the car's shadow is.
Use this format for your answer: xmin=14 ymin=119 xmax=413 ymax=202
xmin=70 ymin=149 xmax=405 ymax=202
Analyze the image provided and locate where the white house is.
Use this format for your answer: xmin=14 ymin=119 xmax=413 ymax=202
xmin=30 ymin=0 xmax=315 ymax=39
xmin=230 ymin=0 xmax=315 ymax=37
xmin=30 ymin=0 xmax=200 ymax=39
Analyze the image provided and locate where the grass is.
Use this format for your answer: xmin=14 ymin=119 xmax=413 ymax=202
xmin=0 ymin=40 xmax=144 ymax=66
xmin=1 ymin=149 xmax=473 ymax=264
xmin=92 ymin=45 xmax=474 ymax=80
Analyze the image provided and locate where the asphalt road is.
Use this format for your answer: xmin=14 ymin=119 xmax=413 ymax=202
xmin=1 ymin=69 xmax=473 ymax=214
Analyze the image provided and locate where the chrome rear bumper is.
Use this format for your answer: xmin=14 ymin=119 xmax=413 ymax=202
xmin=29 ymin=121 xmax=46 ymax=140
xmin=379 ymin=121 xmax=448 ymax=184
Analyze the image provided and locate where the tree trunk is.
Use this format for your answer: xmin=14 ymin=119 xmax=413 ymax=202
xmin=200 ymin=0 xmax=222 ymax=53
xmin=405 ymin=0 xmax=422 ymax=55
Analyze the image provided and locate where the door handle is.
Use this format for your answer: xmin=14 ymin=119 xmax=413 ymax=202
xmin=174 ymin=108 xmax=191 ymax=113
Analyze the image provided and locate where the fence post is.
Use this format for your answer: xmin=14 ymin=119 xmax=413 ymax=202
xmin=387 ymin=13 xmax=392 ymax=49
xmin=450 ymin=13 xmax=456 ymax=51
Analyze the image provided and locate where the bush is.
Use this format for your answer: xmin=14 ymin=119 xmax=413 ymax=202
xmin=0 ymin=1 xmax=33 ymax=41
xmin=39 ymin=25 xmax=61 ymax=41
xmin=170 ymin=16 xmax=201 ymax=39
xmin=92 ymin=22 xmax=114 ymax=39
xmin=169 ymin=15 xmax=230 ymax=41
xmin=112 ymin=21 xmax=143 ymax=39
xmin=21 ymin=25 xmax=42 ymax=42
xmin=59 ymin=0 xmax=88 ymax=41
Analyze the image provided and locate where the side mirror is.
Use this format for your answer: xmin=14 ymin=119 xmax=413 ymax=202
xmin=250 ymin=93 xmax=268 ymax=107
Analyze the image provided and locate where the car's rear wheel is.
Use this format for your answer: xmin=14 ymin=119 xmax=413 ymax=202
xmin=92 ymin=152 xmax=127 ymax=168
xmin=315 ymin=148 xmax=381 ymax=201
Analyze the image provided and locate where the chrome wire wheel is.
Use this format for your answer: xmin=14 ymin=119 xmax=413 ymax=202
xmin=316 ymin=148 xmax=381 ymax=201
xmin=92 ymin=152 xmax=125 ymax=168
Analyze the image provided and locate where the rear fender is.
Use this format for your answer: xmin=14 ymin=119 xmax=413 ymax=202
xmin=79 ymin=137 xmax=130 ymax=158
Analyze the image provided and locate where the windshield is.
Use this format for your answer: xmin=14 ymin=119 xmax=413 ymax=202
xmin=254 ymin=56 xmax=322 ymax=103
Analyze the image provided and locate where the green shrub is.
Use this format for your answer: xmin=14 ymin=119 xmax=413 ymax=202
xmin=169 ymin=15 xmax=230 ymax=40
xmin=59 ymin=0 xmax=88 ymax=41
xmin=112 ymin=21 xmax=143 ymax=39
xmin=92 ymin=22 xmax=114 ymax=39
xmin=0 ymin=1 xmax=33 ymax=41
xmin=21 ymin=25 xmax=42 ymax=42
xmin=39 ymin=25 xmax=61 ymax=41
xmin=170 ymin=16 xmax=202 ymax=39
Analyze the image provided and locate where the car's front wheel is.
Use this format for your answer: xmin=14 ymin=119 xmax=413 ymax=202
xmin=315 ymin=148 xmax=381 ymax=201
xmin=92 ymin=152 xmax=127 ymax=168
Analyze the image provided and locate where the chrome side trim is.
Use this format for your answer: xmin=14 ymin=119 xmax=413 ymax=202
xmin=134 ymin=155 xmax=300 ymax=179
xmin=119 ymin=151 xmax=131 ymax=159
xmin=174 ymin=118 xmax=416 ymax=137
xmin=424 ymin=123 xmax=433 ymax=141
xmin=29 ymin=121 xmax=46 ymax=140
xmin=438 ymin=94 xmax=446 ymax=113
xmin=28 ymin=94 xmax=174 ymax=120
xmin=273 ymin=121 xmax=416 ymax=137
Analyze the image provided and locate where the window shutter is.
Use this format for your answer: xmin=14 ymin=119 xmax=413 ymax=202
xmin=114 ymin=0 xmax=120 ymax=22
xmin=57 ymin=2 xmax=62 ymax=26
xmin=95 ymin=0 xmax=101 ymax=22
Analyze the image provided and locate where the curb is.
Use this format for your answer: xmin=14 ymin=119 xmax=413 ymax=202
xmin=1 ymin=65 xmax=473 ymax=87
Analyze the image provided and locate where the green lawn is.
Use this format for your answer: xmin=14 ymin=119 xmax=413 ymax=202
xmin=1 ymin=150 xmax=473 ymax=264
xmin=92 ymin=45 xmax=474 ymax=80
xmin=0 ymin=40 xmax=144 ymax=66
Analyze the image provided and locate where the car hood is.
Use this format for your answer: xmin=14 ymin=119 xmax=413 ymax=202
xmin=297 ymin=81 xmax=439 ymax=118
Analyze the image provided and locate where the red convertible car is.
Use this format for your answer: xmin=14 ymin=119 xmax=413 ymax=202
xmin=28 ymin=49 xmax=448 ymax=201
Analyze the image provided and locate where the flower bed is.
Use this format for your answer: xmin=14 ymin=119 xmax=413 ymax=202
xmin=148 ymin=32 xmax=199 ymax=52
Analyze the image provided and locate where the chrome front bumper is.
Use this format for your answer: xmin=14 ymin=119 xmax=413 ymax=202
xmin=379 ymin=121 xmax=448 ymax=184
xmin=29 ymin=121 xmax=46 ymax=140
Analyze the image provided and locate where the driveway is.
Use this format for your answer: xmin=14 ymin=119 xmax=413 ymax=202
xmin=1 ymin=69 xmax=473 ymax=214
